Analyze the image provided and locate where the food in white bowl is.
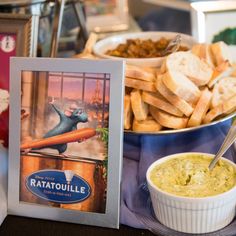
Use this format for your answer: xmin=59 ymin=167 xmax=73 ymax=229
xmin=146 ymin=152 xmax=236 ymax=234
xmin=93 ymin=32 xmax=197 ymax=67
xmin=124 ymin=41 xmax=236 ymax=134
xmin=105 ymin=37 xmax=189 ymax=58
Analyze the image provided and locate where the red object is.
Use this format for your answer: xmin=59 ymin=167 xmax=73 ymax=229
xmin=0 ymin=34 xmax=17 ymax=148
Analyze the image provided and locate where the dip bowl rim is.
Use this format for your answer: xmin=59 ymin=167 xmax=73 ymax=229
xmin=146 ymin=152 xmax=236 ymax=201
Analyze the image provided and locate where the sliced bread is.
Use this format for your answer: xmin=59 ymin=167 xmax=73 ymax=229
xmin=126 ymin=64 xmax=156 ymax=82
xmin=191 ymin=43 xmax=214 ymax=68
xmin=83 ymin=32 xmax=98 ymax=54
xmin=208 ymin=61 xmax=233 ymax=88
xmin=231 ymin=64 xmax=236 ymax=77
xmin=132 ymin=116 xmax=162 ymax=132
xmin=150 ymin=106 xmax=188 ymax=129
xmin=161 ymin=70 xmax=201 ymax=104
xmin=125 ymin=77 xmax=156 ymax=92
xmin=203 ymin=94 xmax=236 ymax=123
xmin=156 ymin=77 xmax=194 ymax=116
xmin=210 ymin=41 xmax=233 ymax=66
xmin=142 ymin=91 xmax=183 ymax=117
xmin=124 ymin=95 xmax=133 ymax=129
xmin=130 ymin=89 xmax=149 ymax=121
xmin=211 ymin=76 xmax=236 ymax=108
xmin=187 ymin=88 xmax=212 ymax=127
xmin=164 ymin=51 xmax=213 ymax=86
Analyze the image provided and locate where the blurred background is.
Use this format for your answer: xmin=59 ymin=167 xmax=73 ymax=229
xmin=0 ymin=0 xmax=196 ymax=57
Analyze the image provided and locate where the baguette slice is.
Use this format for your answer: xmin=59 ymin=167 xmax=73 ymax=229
xmin=203 ymin=94 xmax=236 ymax=124
xmin=164 ymin=51 xmax=213 ymax=86
xmin=162 ymin=70 xmax=201 ymax=104
xmin=160 ymin=61 xmax=166 ymax=74
xmin=210 ymin=41 xmax=233 ymax=66
xmin=156 ymin=68 xmax=162 ymax=78
xmin=83 ymin=32 xmax=98 ymax=54
xmin=73 ymin=53 xmax=98 ymax=59
xmin=124 ymin=95 xmax=133 ymax=129
xmin=132 ymin=116 xmax=162 ymax=132
xmin=126 ymin=64 xmax=156 ymax=82
xmin=125 ymin=77 xmax=156 ymax=92
xmin=208 ymin=61 xmax=233 ymax=88
xmin=187 ymin=88 xmax=212 ymax=127
xmin=142 ymin=91 xmax=183 ymax=117
xmin=211 ymin=76 xmax=236 ymax=108
xmin=130 ymin=89 xmax=149 ymax=121
xmin=156 ymin=77 xmax=194 ymax=116
xmin=150 ymin=106 xmax=188 ymax=129
xmin=231 ymin=64 xmax=236 ymax=77
xmin=191 ymin=43 xmax=214 ymax=68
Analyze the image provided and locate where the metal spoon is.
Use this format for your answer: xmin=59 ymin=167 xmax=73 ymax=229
xmin=161 ymin=34 xmax=181 ymax=56
xmin=209 ymin=119 xmax=236 ymax=171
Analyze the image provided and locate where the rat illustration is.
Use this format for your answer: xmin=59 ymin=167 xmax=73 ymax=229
xmin=38 ymin=102 xmax=88 ymax=154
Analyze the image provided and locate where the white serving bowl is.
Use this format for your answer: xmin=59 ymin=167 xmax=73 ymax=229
xmin=93 ymin=31 xmax=197 ymax=67
xmin=146 ymin=152 xmax=236 ymax=234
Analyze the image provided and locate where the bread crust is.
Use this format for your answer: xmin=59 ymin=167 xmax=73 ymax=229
xmin=210 ymin=41 xmax=233 ymax=66
xmin=150 ymin=106 xmax=188 ymax=129
xmin=191 ymin=43 xmax=214 ymax=68
xmin=125 ymin=77 xmax=156 ymax=92
xmin=142 ymin=91 xmax=183 ymax=117
xmin=156 ymin=77 xmax=194 ymax=116
xmin=211 ymin=76 xmax=236 ymax=108
xmin=203 ymin=94 xmax=236 ymax=123
xmin=126 ymin=64 xmax=156 ymax=82
xmin=132 ymin=116 xmax=162 ymax=132
xmin=187 ymin=88 xmax=212 ymax=127
xmin=208 ymin=61 xmax=233 ymax=88
xmin=130 ymin=89 xmax=149 ymax=121
xmin=124 ymin=95 xmax=133 ymax=129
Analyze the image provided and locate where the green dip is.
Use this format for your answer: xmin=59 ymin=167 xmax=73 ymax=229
xmin=150 ymin=154 xmax=236 ymax=197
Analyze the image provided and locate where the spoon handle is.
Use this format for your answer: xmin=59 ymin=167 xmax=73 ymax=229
xmin=161 ymin=34 xmax=181 ymax=56
xmin=209 ymin=119 xmax=236 ymax=171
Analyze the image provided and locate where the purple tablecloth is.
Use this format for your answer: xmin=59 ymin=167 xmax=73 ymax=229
xmin=120 ymin=121 xmax=234 ymax=229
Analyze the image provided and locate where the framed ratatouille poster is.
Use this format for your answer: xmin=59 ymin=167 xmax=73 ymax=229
xmin=8 ymin=57 xmax=124 ymax=228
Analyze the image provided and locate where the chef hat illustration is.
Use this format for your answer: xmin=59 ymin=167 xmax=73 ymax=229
xmin=64 ymin=170 xmax=75 ymax=184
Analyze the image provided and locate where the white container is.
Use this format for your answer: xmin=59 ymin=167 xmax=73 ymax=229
xmin=93 ymin=32 xmax=197 ymax=68
xmin=146 ymin=152 xmax=236 ymax=234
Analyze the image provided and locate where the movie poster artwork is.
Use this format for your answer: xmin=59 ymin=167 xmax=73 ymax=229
xmin=0 ymin=34 xmax=16 ymax=148
xmin=20 ymin=71 xmax=110 ymax=213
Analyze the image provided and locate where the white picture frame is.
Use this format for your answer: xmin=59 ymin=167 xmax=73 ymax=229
xmin=8 ymin=58 xmax=125 ymax=228
xmin=191 ymin=1 xmax=236 ymax=62
xmin=190 ymin=1 xmax=236 ymax=43
xmin=85 ymin=0 xmax=129 ymax=33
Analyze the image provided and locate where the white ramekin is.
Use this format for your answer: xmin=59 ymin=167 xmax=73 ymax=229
xmin=146 ymin=152 xmax=236 ymax=234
